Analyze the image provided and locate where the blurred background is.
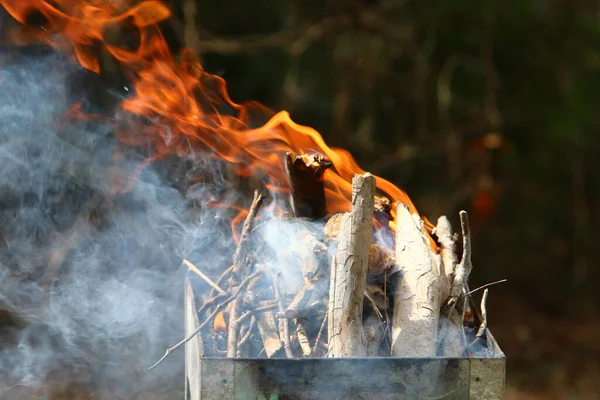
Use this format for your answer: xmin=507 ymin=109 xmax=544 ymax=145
xmin=166 ymin=0 xmax=600 ymax=398
xmin=1 ymin=0 xmax=600 ymax=398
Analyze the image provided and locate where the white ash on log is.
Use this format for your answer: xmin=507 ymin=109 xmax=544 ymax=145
xmin=439 ymin=211 xmax=474 ymax=356
xmin=443 ymin=211 xmax=473 ymax=316
xmin=435 ymin=215 xmax=467 ymax=356
xmin=391 ymin=204 xmax=447 ymax=357
xmin=435 ymin=216 xmax=458 ymax=283
xmin=327 ymin=173 xmax=376 ymax=357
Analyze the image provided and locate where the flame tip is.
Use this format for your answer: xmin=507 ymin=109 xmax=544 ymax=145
xmin=0 ymin=0 xmax=435 ymax=249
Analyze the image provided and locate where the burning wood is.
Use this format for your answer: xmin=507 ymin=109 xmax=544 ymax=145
xmin=391 ymin=203 xmax=445 ymax=357
xmin=327 ymin=173 xmax=375 ymax=357
xmin=152 ymin=171 xmax=495 ymax=368
xmin=0 ymin=1 xmax=505 ymax=395
xmin=285 ymin=152 xmax=332 ymax=220
xmin=285 ymin=284 xmax=315 ymax=320
xmin=326 ymin=215 xmax=396 ymax=276
xmin=435 ymin=215 xmax=466 ymax=356
xmin=293 ymin=317 xmax=312 ymax=356
xmin=255 ymin=310 xmax=282 ymax=357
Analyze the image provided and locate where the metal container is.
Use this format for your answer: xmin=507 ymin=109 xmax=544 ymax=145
xmin=184 ymin=280 xmax=505 ymax=400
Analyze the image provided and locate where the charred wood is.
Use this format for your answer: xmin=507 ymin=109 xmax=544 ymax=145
xmin=285 ymin=152 xmax=332 ymax=219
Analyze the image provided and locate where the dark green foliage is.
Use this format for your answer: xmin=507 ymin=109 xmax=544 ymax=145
xmin=187 ymin=1 xmax=600 ymax=394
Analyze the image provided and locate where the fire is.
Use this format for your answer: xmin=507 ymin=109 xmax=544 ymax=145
xmin=213 ymin=311 xmax=227 ymax=333
xmin=0 ymin=0 xmax=435 ymax=246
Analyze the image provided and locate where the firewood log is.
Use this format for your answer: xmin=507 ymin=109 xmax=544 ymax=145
xmin=327 ymin=173 xmax=375 ymax=357
xmin=255 ymin=311 xmax=283 ymax=357
xmin=435 ymin=215 xmax=466 ymax=356
xmin=391 ymin=204 xmax=445 ymax=357
xmin=285 ymin=152 xmax=332 ymax=219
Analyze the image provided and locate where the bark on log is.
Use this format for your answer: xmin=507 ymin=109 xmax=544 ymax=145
xmin=443 ymin=211 xmax=473 ymax=316
xmin=226 ymin=298 xmax=240 ymax=358
xmin=391 ymin=204 xmax=443 ymax=357
xmin=325 ymin=216 xmax=395 ymax=276
xmin=435 ymin=216 xmax=466 ymax=356
xmin=327 ymin=173 xmax=376 ymax=357
xmin=435 ymin=216 xmax=458 ymax=283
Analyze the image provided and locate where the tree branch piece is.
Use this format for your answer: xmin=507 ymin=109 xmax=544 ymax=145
xmin=391 ymin=204 xmax=443 ymax=357
xmin=285 ymin=152 xmax=332 ymax=219
xmin=230 ymin=190 xmax=264 ymax=285
xmin=183 ymin=259 xmax=226 ymax=295
xmin=272 ymin=272 xmax=294 ymax=358
xmin=327 ymin=173 xmax=376 ymax=357
xmin=443 ymin=211 xmax=473 ymax=317
xmin=150 ymin=271 xmax=263 ymax=370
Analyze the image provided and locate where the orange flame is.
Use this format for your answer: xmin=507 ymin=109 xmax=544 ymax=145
xmin=0 ymin=0 xmax=436 ymax=247
xmin=213 ymin=311 xmax=227 ymax=333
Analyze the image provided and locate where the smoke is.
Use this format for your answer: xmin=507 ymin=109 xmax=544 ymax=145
xmin=0 ymin=47 xmax=239 ymax=399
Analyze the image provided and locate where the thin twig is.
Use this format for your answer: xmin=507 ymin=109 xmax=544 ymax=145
xmin=225 ymin=191 xmax=264 ymax=358
xmin=466 ymin=288 xmax=490 ymax=353
xmin=235 ymin=303 xmax=278 ymax=325
xmin=313 ymin=312 xmax=328 ymax=354
xmin=208 ymin=265 xmax=233 ymax=299
xmin=272 ymin=272 xmax=294 ymax=358
xmin=236 ymin=322 xmax=250 ymax=357
xmin=149 ymin=270 xmax=263 ymax=370
xmin=476 ymin=289 xmax=489 ymax=339
xmin=294 ymin=318 xmax=312 ymax=356
xmin=183 ymin=259 xmax=226 ymax=295
xmin=227 ymin=297 xmax=241 ymax=357
xmin=465 ymin=279 xmax=507 ymax=296
xmin=237 ymin=316 xmax=256 ymax=352
xmin=197 ymin=292 xmax=228 ymax=315
xmin=230 ymin=190 xmax=264 ymax=284
xmin=364 ymin=290 xmax=384 ymax=319
xmin=150 ymin=299 xmax=225 ymax=370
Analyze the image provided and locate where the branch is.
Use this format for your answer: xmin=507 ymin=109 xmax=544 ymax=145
xmin=230 ymin=190 xmax=264 ymax=285
xmin=434 ymin=215 xmax=458 ymax=285
xmin=476 ymin=288 xmax=489 ymax=340
xmin=442 ymin=211 xmax=472 ymax=316
xmin=328 ymin=173 xmax=376 ymax=357
xmin=183 ymin=259 xmax=226 ymax=295
xmin=149 ymin=270 xmax=263 ymax=370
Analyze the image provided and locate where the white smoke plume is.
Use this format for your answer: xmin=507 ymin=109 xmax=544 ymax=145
xmin=0 ymin=47 xmax=243 ymax=399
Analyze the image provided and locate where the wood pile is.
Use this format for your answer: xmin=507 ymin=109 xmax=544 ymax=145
xmin=151 ymin=152 xmax=492 ymax=369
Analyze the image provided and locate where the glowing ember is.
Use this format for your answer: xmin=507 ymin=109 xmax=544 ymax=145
xmin=0 ymin=0 xmax=435 ymax=247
